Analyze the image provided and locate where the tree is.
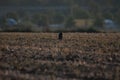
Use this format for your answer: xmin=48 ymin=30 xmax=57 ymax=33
xmin=6 ymin=12 xmax=19 ymax=21
xmin=52 ymin=13 xmax=65 ymax=24
xmin=115 ymin=11 xmax=120 ymax=25
xmin=65 ymin=16 xmax=75 ymax=28
xmin=88 ymin=0 xmax=101 ymax=17
xmin=94 ymin=14 xmax=104 ymax=28
xmin=0 ymin=13 xmax=19 ymax=28
xmin=103 ymin=12 xmax=113 ymax=20
xmin=32 ymin=13 xmax=41 ymax=24
xmin=73 ymin=7 xmax=91 ymax=19
xmin=32 ymin=13 xmax=48 ymax=26
xmin=0 ymin=16 xmax=6 ymax=26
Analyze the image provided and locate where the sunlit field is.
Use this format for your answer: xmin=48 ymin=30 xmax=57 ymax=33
xmin=0 ymin=33 xmax=120 ymax=80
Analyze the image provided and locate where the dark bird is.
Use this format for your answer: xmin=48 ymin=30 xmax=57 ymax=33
xmin=58 ymin=32 xmax=63 ymax=40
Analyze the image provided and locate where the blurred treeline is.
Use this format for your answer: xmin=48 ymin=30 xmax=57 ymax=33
xmin=0 ymin=0 xmax=120 ymax=32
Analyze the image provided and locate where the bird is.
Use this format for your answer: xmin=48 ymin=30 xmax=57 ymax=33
xmin=58 ymin=32 xmax=63 ymax=40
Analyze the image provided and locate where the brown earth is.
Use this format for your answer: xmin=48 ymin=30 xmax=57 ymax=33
xmin=0 ymin=33 xmax=120 ymax=80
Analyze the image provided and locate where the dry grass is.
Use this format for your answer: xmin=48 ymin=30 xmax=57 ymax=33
xmin=0 ymin=32 xmax=120 ymax=80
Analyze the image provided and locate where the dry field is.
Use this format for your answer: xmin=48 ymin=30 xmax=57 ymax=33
xmin=0 ymin=32 xmax=120 ymax=80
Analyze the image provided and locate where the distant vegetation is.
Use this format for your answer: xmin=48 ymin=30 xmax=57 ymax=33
xmin=0 ymin=0 xmax=120 ymax=32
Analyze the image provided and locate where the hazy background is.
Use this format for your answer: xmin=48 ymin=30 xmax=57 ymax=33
xmin=0 ymin=0 xmax=120 ymax=32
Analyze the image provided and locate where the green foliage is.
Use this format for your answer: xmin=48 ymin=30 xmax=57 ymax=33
xmin=0 ymin=16 xmax=6 ymax=26
xmin=114 ymin=10 xmax=120 ymax=25
xmin=32 ymin=14 xmax=48 ymax=26
xmin=32 ymin=13 xmax=41 ymax=24
xmin=2 ymin=21 xmax=34 ymax=32
xmin=65 ymin=17 xmax=75 ymax=28
xmin=0 ymin=12 xmax=19 ymax=27
xmin=6 ymin=12 xmax=19 ymax=21
xmin=103 ymin=12 xmax=113 ymax=20
xmin=73 ymin=6 xmax=91 ymax=19
xmin=52 ymin=13 xmax=65 ymax=24
xmin=0 ymin=0 xmax=120 ymax=32
xmin=0 ymin=0 xmax=119 ymax=7
xmin=94 ymin=14 xmax=104 ymax=28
